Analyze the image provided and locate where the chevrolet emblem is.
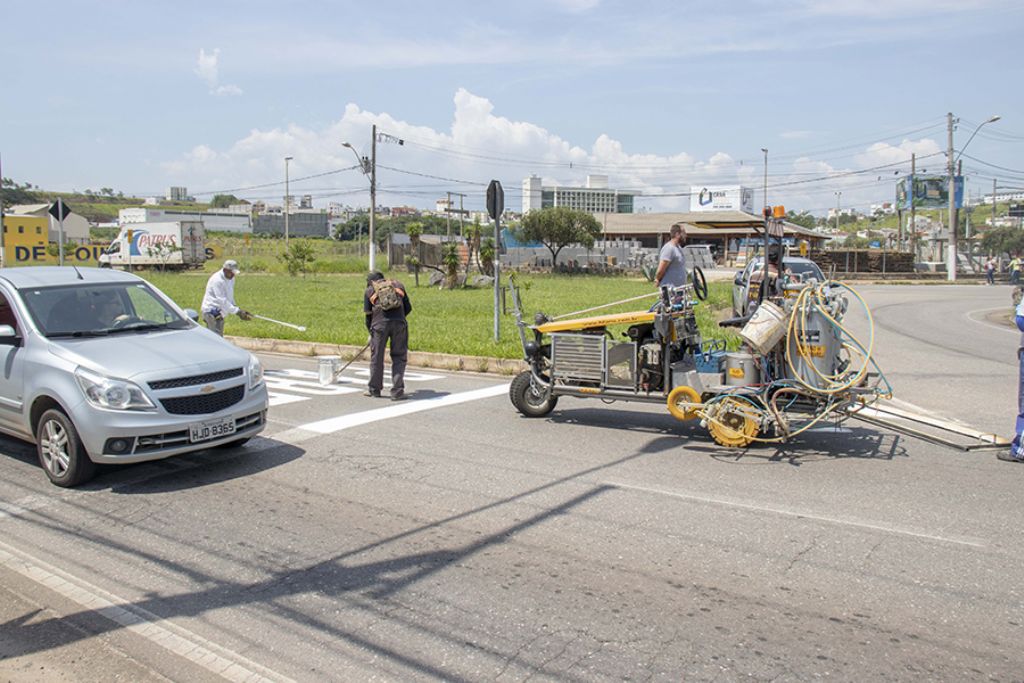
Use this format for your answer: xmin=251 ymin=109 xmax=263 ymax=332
xmin=199 ymin=384 xmax=216 ymax=394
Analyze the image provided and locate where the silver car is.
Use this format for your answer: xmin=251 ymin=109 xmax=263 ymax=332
xmin=0 ymin=267 xmax=268 ymax=487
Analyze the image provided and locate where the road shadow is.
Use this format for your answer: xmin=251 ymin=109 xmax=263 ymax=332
xmin=3 ymin=438 xmax=667 ymax=681
xmin=100 ymin=438 xmax=304 ymax=494
xmin=547 ymin=407 xmax=909 ymax=465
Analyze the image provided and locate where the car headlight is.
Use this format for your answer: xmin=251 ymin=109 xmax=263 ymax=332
xmin=248 ymin=354 xmax=264 ymax=390
xmin=75 ymin=367 xmax=155 ymax=411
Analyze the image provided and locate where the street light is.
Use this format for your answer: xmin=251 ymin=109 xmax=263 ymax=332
xmin=343 ymin=135 xmax=376 ymax=272
xmin=284 ymin=156 xmax=293 ymax=247
xmin=342 ymin=142 xmax=369 ymax=262
xmin=948 ymin=114 xmax=1000 ymax=281
xmin=834 ymin=191 xmax=842 ymax=233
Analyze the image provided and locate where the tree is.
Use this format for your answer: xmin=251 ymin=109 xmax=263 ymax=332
xmin=516 ymin=207 xmax=602 ymax=270
xmin=786 ymin=210 xmax=817 ymax=230
xmin=210 ymin=194 xmax=241 ymax=209
xmin=981 ymin=226 xmax=1024 ymax=256
xmin=465 ymin=219 xmax=483 ymax=272
xmin=406 ymin=222 xmax=423 ymax=286
xmin=441 ymin=242 xmax=460 ymax=288
xmin=479 ymin=237 xmax=495 ymax=277
xmin=278 ymin=240 xmax=316 ymax=276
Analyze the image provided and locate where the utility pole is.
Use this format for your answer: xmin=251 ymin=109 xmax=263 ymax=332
xmin=761 ymin=148 xmax=768 ymax=212
xmin=369 ymin=124 xmax=377 ymax=272
xmin=947 ymin=112 xmax=957 ymax=281
xmin=458 ymin=193 xmax=465 ymax=237
xmin=991 ymin=178 xmax=999 ymax=225
xmin=909 ymin=153 xmax=916 ymax=251
xmin=284 ymin=156 xmax=293 ymax=248
xmin=835 ymin=191 xmax=841 ymax=233
xmin=445 ymin=191 xmax=452 ymax=238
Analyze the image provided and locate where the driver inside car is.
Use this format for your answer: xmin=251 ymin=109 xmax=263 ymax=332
xmin=88 ymin=290 xmax=131 ymax=329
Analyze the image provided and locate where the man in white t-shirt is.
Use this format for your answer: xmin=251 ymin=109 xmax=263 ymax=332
xmin=200 ymin=260 xmax=252 ymax=336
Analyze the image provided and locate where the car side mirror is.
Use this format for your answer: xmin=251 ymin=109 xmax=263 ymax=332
xmin=734 ymin=272 xmax=744 ymax=286
xmin=0 ymin=324 xmax=21 ymax=346
xmin=183 ymin=308 xmax=200 ymax=322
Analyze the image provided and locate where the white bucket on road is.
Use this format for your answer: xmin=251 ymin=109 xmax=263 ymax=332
xmin=740 ymin=300 xmax=788 ymax=355
xmin=317 ymin=356 xmax=341 ymax=386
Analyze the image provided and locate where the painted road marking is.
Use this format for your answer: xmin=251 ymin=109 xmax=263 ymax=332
xmin=274 ymin=383 xmax=510 ymax=444
xmin=966 ymin=306 xmax=1019 ymax=335
xmin=0 ymin=538 xmax=294 ymax=683
xmin=265 ymin=367 xmax=447 ymax=407
xmin=604 ymin=481 xmax=986 ymax=548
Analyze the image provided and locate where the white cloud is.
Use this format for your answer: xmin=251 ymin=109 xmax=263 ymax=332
xmin=161 ymin=89 xmax=939 ymax=215
xmin=194 ymin=48 xmax=243 ymax=97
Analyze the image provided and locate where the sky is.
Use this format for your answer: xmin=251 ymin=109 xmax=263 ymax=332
xmin=2 ymin=0 xmax=1024 ymax=217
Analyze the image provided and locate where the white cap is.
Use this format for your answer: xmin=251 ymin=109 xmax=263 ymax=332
xmin=223 ymin=259 xmax=240 ymax=274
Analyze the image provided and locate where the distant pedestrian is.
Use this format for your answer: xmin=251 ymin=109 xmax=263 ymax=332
xmin=654 ymin=224 xmax=688 ymax=291
xmin=1000 ymin=295 xmax=1024 ymax=463
xmin=364 ymin=271 xmax=412 ymax=400
xmin=1010 ymin=255 xmax=1021 ymax=285
xmin=201 ymin=260 xmax=252 ymax=336
xmin=986 ymin=257 xmax=996 ymax=285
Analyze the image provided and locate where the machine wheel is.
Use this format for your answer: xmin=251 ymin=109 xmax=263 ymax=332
xmin=667 ymin=385 xmax=702 ymax=421
xmin=706 ymin=397 xmax=759 ymax=448
xmin=691 ymin=267 xmax=708 ymax=301
xmin=510 ymin=371 xmax=558 ymax=417
xmin=36 ymin=409 xmax=96 ymax=487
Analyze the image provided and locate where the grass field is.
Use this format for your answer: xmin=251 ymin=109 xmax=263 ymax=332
xmin=140 ymin=270 xmax=737 ymax=359
xmin=203 ymin=235 xmax=368 ymax=275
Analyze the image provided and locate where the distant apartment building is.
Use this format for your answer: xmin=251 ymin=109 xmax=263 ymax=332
xmin=166 ymin=186 xmax=190 ymax=202
xmin=119 ymin=207 xmax=251 ymax=234
xmin=300 ymin=195 xmax=313 ymax=209
xmin=522 ymin=175 xmax=637 ymax=215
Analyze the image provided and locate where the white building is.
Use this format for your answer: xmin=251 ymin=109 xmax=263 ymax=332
xmin=522 ymin=175 xmax=638 ymax=215
xmin=119 ymin=207 xmax=251 ymax=233
xmin=7 ymin=203 xmax=90 ymax=243
xmin=166 ymin=186 xmax=190 ymax=202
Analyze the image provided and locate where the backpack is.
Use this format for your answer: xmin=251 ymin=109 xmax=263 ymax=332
xmin=371 ymin=279 xmax=402 ymax=311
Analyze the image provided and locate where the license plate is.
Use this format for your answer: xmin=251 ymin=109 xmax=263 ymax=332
xmin=189 ymin=417 xmax=236 ymax=443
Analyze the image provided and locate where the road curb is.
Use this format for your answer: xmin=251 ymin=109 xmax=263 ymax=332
xmin=226 ymin=335 xmax=528 ymax=376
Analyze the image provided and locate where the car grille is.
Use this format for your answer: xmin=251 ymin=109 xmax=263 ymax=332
xmin=160 ymin=385 xmax=245 ymax=415
xmin=149 ymin=368 xmax=244 ymax=391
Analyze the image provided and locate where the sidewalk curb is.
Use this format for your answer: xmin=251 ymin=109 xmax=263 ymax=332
xmin=226 ymin=335 xmax=528 ymax=376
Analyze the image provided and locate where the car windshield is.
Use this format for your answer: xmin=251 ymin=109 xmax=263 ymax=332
xmin=745 ymin=259 xmax=823 ymax=281
xmin=21 ymin=282 xmax=189 ymax=338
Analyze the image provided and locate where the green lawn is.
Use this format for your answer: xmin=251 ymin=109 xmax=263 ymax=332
xmin=140 ymin=271 xmax=737 ymax=359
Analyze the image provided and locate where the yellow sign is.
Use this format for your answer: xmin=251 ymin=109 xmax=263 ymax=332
xmin=728 ymin=367 xmax=746 ymax=378
xmin=799 ymin=240 xmax=808 ymax=257
xmin=798 ymin=344 xmax=825 ymax=358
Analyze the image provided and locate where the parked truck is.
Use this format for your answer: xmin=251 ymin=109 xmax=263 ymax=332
xmin=98 ymin=221 xmax=207 ymax=270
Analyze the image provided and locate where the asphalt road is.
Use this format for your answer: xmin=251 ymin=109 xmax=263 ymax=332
xmin=0 ymin=284 xmax=1021 ymax=682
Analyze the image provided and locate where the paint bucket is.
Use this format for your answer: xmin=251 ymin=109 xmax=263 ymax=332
xmin=740 ymin=300 xmax=788 ymax=355
xmin=317 ymin=355 xmax=341 ymax=386
xmin=724 ymin=352 xmax=761 ymax=387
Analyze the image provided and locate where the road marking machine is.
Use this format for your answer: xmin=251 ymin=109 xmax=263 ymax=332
xmin=506 ymin=219 xmax=1009 ymax=453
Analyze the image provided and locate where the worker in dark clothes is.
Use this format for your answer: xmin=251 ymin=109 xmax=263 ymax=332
xmin=363 ymin=271 xmax=412 ymax=400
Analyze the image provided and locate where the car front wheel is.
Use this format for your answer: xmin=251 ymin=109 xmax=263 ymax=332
xmin=36 ymin=409 xmax=96 ymax=487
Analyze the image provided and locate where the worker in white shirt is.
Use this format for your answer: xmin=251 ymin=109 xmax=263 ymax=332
xmin=201 ymin=259 xmax=251 ymax=336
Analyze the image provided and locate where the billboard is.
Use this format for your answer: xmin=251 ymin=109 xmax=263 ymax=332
xmin=690 ymin=186 xmax=755 ymax=213
xmin=896 ymin=176 xmax=964 ymax=210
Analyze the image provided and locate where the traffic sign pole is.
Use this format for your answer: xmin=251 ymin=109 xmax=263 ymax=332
xmin=487 ymin=180 xmax=505 ymax=343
